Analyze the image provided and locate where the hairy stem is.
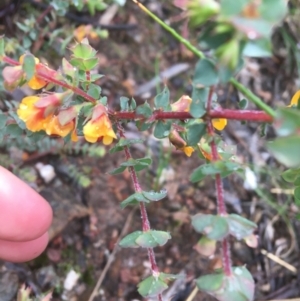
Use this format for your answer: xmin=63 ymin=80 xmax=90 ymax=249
xmin=207 ymin=89 xmax=232 ymax=276
xmin=131 ymin=0 xmax=275 ymax=118
xmin=118 ymin=125 xmax=161 ymax=299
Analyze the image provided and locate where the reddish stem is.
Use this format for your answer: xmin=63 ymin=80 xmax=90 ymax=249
xmin=3 ymin=56 xmax=19 ymax=66
xmin=37 ymin=5 xmax=53 ymax=24
xmin=118 ymin=125 xmax=161 ymax=289
xmin=36 ymin=70 xmax=97 ymax=104
xmin=114 ymin=109 xmax=273 ymax=122
xmin=207 ymin=88 xmax=232 ymax=276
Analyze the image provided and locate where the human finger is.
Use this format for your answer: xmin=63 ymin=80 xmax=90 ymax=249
xmin=0 ymin=232 xmax=49 ymax=262
xmin=0 ymin=166 xmax=52 ymax=241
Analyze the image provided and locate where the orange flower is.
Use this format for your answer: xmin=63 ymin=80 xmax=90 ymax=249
xmin=83 ymin=104 xmax=117 ymax=144
xmin=45 ymin=116 xmax=78 ymax=142
xmin=198 ymin=139 xmax=222 ymax=161
xmin=2 ymin=54 xmax=48 ymax=91
xmin=289 ymin=90 xmax=300 ymax=107
xmin=17 ymin=93 xmax=67 ymax=132
xmin=181 ymin=146 xmax=194 ymax=157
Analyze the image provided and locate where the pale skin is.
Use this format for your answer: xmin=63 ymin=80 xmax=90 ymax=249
xmin=0 ymin=166 xmax=52 ymax=262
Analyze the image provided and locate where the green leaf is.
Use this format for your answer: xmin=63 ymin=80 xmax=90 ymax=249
xmin=186 ymin=122 xmax=206 ymax=146
xmin=294 ymin=176 xmax=300 ymax=186
xmin=87 ymin=83 xmax=101 ymax=99
xmin=142 ymin=190 xmax=167 ymax=201
xmin=220 ymin=0 xmax=248 ymax=16
xmin=120 ymin=96 xmax=129 ymax=111
xmin=154 ymin=86 xmax=170 ymax=110
xmin=190 ymin=87 xmax=208 ymax=118
xmin=243 ymin=39 xmax=272 ymax=57
xmin=192 ymin=214 xmax=229 ymax=240
xmin=190 ymin=161 xmax=241 ymax=183
xmin=121 ymin=158 xmax=138 ymax=167
xmin=196 ymin=267 xmax=254 ymax=301
xmin=5 ymin=124 xmax=23 ymax=138
xmin=109 ymin=138 xmax=144 ymax=154
xmin=70 ymin=57 xmax=99 ymax=71
xmin=294 ymin=186 xmax=300 ymax=206
xmin=130 ymin=97 xmax=136 ymax=110
xmin=267 ymin=135 xmax=300 ymax=168
xmin=136 ymin=230 xmax=171 ymax=248
xmin=193 ymin=59 xmax=218 ymax=87
xmin=196 ymin=272 xmax=224 ymax=292
xmin=260 ymin=0 xmax=287 ymax=22
xmin=195 ymin=236 xmax=217 ymax=257
xmin=154 ymin=120 xmax=172 ymax=139
xmin=119 ymin=231 xmax=143 ymax=248
xmin=159 ymin=273 xmax=181 ymax=281
xmin=226 ymin=214 xmax=257 ymax=240
xmin=136 ymin=101 xmax=152 ymax=118
xmin=0 ymin=35 xmax=5 ymax=57
xmin=120 ymin=192 xmax=149 ymax=209
xmin=274 ymin=108 xmax=300 ymax=137
xmin=0 ymin=113 xmax=8 ymax=129
xmin=138 ymin=275 xmax=168 ymax=297
xmin=136 ymin=101 xmax=153 ymax=131
xmin=71 ymin=42 xmax=97 ymax=59
xmin=282 ymin=168 xmax=300 ymax=183
xmin=108 ymin=165 xmax=127 ymax=175
xmin=134 ymin=157 xmax=152 ymax=172
xmin=22 ymin=54 xmax=36 ymax=81
xmin=239 ymin=99 xmax=248 ymax=109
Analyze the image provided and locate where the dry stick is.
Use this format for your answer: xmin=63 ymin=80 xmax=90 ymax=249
xmin=207 ymin=87 xmax=232 ymax=276
xmin=118 ymin=124 xmax=162 ymax=300
xmin=88 ymin=208 xmax=136 ymax=301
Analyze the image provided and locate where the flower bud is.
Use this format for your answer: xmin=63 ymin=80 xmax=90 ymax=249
xmin=215 ymin=39 xmax=239 ymax=70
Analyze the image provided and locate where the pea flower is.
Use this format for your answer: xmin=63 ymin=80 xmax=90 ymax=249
xmin=46 ymin=115 xmax=78 ymax=142
xmin=171 ymin=95 xmax=227 ymax=130
xmin=17 ymin=91 xmax=72 ymax=132
xmin=83 ymin=104 xmax=117 ymax=144
xmin=2 ymin=55 xmax=47 ymax=90
xmin=289 ymin=90 xmax=300 ymax=107
xmin=169 ymin=129 xmax=194 ymax=157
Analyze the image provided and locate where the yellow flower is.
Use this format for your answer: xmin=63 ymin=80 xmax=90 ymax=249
xmin=169 ymin=129 xmax=194 ymax=157
xmin=83 ymin=104 xmax=117 ymax=144
xmin=45 ymin=115 xmax=78 ymax=142
xmin=17 ymin=93 xmax=63 ymax=132
xmin=212 ymin=118 xmax=227 ymax=131
xmin=19 ymin=55 xmax=47 ymax=90
xmin=289 ymin=90 xmax=300 ymax=107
